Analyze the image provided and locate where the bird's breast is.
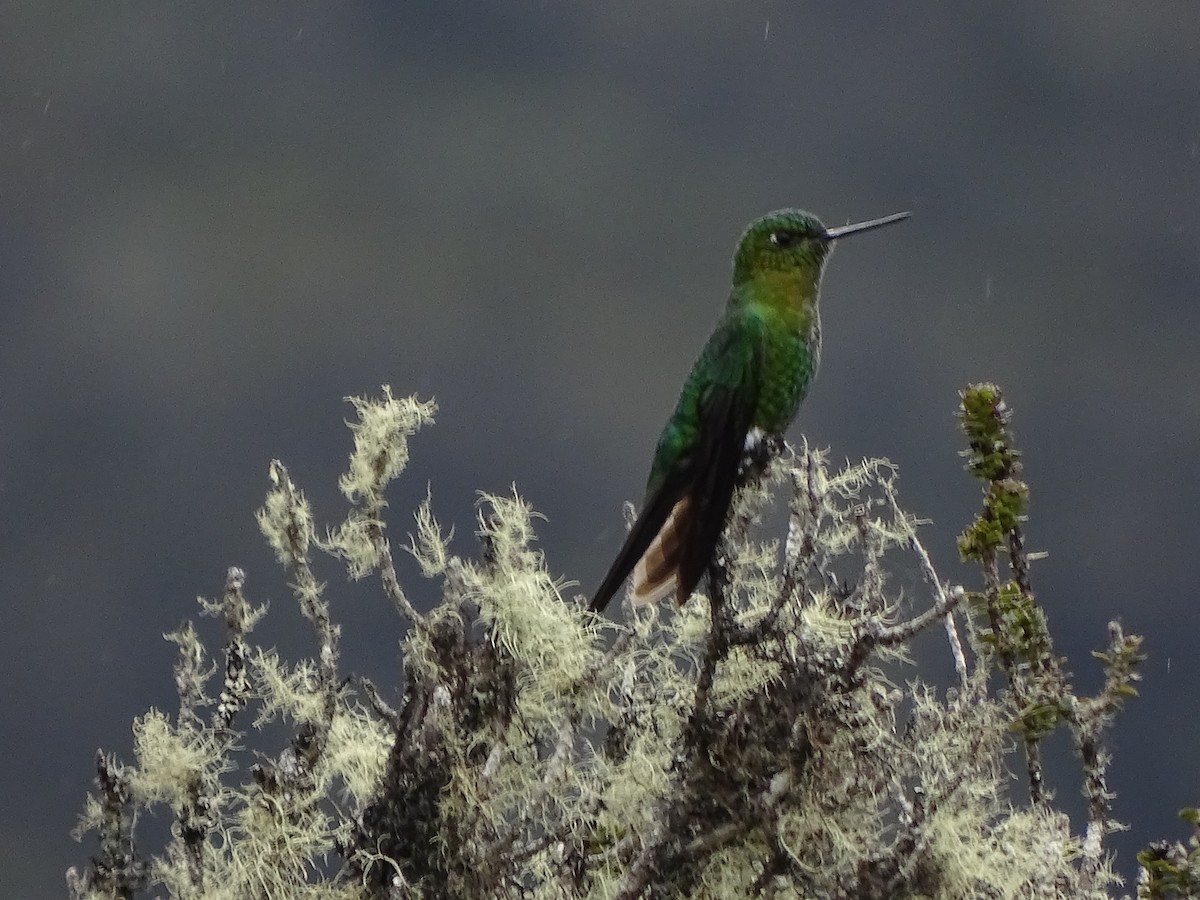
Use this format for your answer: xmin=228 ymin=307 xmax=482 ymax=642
xmin=755 ymin=323 xmax=818 ymax=433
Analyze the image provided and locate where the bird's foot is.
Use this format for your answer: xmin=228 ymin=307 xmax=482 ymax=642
xmin=737 ymin=430 xmax=785 ymax=486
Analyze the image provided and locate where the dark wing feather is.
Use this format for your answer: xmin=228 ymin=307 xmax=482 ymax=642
xmin=588 ymin=465 xmax=691 ymax=613
xmin=589 ymin=316 xmax=763 ymax=613
xmin=672 ymin=379 xmax=757 ymax=604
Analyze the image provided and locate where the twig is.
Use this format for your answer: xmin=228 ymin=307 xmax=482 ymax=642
xmin=845 ymin=584 xmax=967 ymax=680
xmin=981 ymin=551 xmax=1046 ymax=805
xmin=80 ymin=752 xmax=145 ymax=900
xmin=212 ymin=566 xmax=256 ymax=735
xmin=369 ymin=517 xmax=428 ymax=630
xmin=904 ymin=520 xmax=970 ymax=687
xmin=358 ymin=675 xmax=402 ymax=732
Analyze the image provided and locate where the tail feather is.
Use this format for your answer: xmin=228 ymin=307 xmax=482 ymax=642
xmin=588 ymin=469 xmax=689 ymax=613
xmin=589 ymin=392 xmax=756 ymax=613
xmin=631 ymin=497 xmax=691 ymax=605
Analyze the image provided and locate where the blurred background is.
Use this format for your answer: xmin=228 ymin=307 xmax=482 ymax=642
xmin=3 ymin=3 xmax=1199 ymax=896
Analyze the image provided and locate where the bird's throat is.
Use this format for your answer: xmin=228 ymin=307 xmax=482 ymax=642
xmin=741 ymin=271 xmax=820 ymax=340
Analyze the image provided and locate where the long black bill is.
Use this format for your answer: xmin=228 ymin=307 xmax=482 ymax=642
xmin=824 ymin=211 xmax=911 ymax=240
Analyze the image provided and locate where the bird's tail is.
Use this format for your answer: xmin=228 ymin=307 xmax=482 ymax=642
xmin=629 ymin=497 xmax=691 ymax=605
xmin=588 ymin=476 xmax=689 ymax=613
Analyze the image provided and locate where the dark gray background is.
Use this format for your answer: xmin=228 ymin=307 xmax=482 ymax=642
xmin=3 ymin=4 xmax=1198 ymax=897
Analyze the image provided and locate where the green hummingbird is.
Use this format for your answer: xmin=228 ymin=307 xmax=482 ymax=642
xmin=589 ymin=208 xmax=910 ymax=614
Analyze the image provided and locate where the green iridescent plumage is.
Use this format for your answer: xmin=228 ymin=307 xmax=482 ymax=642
xmin=590 ymin=208 xmax=909 ymax=613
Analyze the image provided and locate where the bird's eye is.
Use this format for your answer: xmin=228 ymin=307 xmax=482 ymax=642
xmin=769 ymin=231 xmax=796 ymax=249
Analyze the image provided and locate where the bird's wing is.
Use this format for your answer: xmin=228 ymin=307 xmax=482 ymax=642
xmin=587 ymin=454 xmax=692 ymax=613
xmin=589 ymin=318 xmax=762 ymax=613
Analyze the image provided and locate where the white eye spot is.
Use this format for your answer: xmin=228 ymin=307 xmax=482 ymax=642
xmin=769 ymin=232 xmax=780 ymax=245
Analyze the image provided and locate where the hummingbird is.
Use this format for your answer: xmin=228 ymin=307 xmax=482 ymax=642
xmin=589 ymin=208 xmax=910 ymax=614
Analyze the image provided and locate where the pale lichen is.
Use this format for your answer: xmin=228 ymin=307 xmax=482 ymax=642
xmin=338 ymin=386 xmax=436 ymax=505
xmin=69 ymin=386 xmax=1152 ymax=900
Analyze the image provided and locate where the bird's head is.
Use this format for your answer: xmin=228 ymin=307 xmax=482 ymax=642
xmin=732 ymin=208 xmax=910 ymax=288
